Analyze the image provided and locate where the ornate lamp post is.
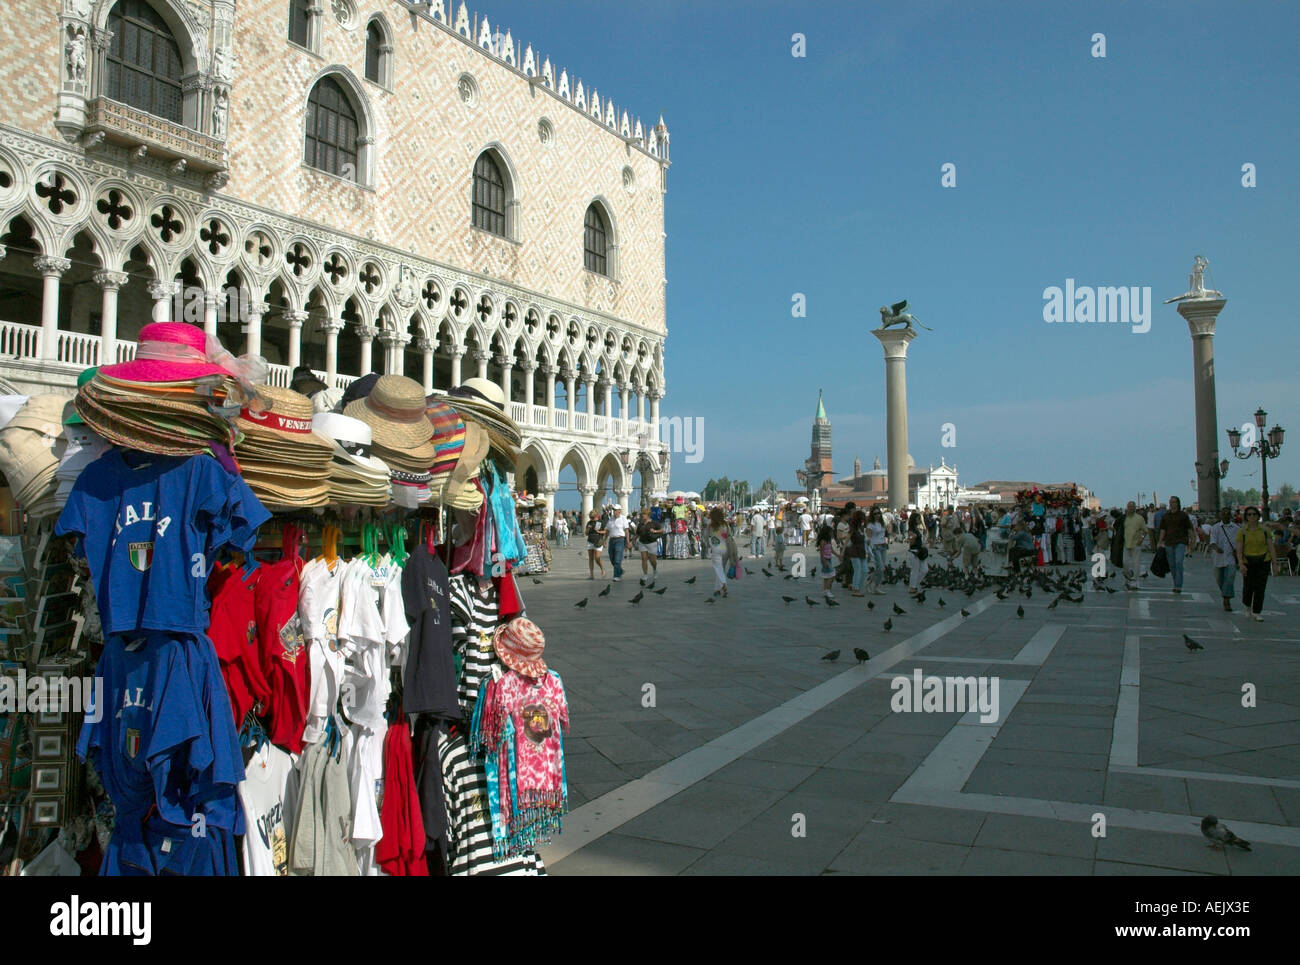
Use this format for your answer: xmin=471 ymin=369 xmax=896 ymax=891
xmin=1226 ymin=408 xmax=1285 ymax=520
xmin=1194 ymin=454 xmax=1231 ymax=510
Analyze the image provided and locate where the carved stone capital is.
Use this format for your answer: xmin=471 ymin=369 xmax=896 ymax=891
xmin=147 ymin=279 xmax=179 ymax=300
xmin=414 ymin=337 xmax=434 ymax=353
xmin=34 ymin=255 xmax=72 ymax=276
xmin=283 ymin=309 xmax=309 ymax=328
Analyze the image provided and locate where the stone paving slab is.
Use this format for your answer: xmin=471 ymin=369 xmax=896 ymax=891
xmin=524 ymin=543 xmax=1300 ymax=874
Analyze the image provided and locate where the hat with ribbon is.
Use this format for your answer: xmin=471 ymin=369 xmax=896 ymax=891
xmin=445 ymin=377 xmax=522 ymax=457
xmin=235 ymin=385 xmax=334 ymax=455
xmin=99 ymin=322 xmax=252 ymax=384
xmin=493 ymin=616 xmax=548 ymax=678
xmin=63 ymin=367 xmax=98 ymax=426
xmin=343 ymin=375 xmax=436 ymax=472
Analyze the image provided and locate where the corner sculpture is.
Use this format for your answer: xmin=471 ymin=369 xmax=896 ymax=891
xmin=877 ymin=300 xmax=933 ymax=332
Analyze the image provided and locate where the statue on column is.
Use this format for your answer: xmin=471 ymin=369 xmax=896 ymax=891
xmin=877 ymin=299 xmax=932 ymax=332
xmin=1165 ymin=255 xmax=1224 ymax=303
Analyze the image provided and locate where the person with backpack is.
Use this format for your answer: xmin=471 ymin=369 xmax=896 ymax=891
xmin=585 ymin=509 xmax=607 ymax=580
xmin=846 ymin=510 xmax=870 ymax=597
xmin=815 ymin=523 xmax=837 ymax=601
xmin=635 ymin=509 xmax=665 ymax=587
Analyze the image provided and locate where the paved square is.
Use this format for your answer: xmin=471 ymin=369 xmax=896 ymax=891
xmin=528 ymin=542 xmax=1300 ymax=874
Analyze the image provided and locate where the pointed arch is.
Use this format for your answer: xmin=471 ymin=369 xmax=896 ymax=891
xmin=471 ymin=142 xmax=521 ymax=242
xmin=303 ymin=66 xmax=377 ymax=186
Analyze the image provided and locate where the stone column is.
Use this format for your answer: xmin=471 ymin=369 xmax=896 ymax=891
xmin=358 ymin=324 xmax=375 ymax=375
xmin=284 ymin=309 xmax=308 ymax=369
xmin=1178 ymin=296 xmax=1226 ymax=513
xmin=636 ymin=386 xmax=646 ymax=426
xmin=520 ymin=359 xmax=536 ymax=415
xmin=93 ymin=269 xmax=129 ymax=365
xmin=35 ymin=256 xmax=71 ymax=360
xmin=583 ymin=375 xmax=596 ymax=421
xmin=619 ymin=381 xmax=631 ymax=426
xmin=202 ymin=290 xmax=219 ymax=337
xmin=649 ymin=390 xmax=661 ymax=442
xmin=245 ymin=299 xmax=268 ymax=357
xmin=579 ymin=485 xmax=595 ymax=523
xmin=449 ymin=345 xmax=464 ymax=386
xmin=539 ymin=484 xmax=557 ymax=529
xmin=497 ymin=356 xmax=513 ymax=404
xmin=602 ymin=378 xmax=613 ymax=420
xmin=872 ymin=326 xmax=917 ymax=509
xmin=563 ymin=367 xmax=576 ymax=423
xmin=321 ymin=314 xmax=343 ymax=381
xmin=148 ymin=279 xmax=178 ymax=323
xmin=416 ymin=337 xmax=434 ymax=393
xmin=542 ymin=363 xmax=556 ymax=426
xmin=474 ymin=350 xmax=489 ymax=381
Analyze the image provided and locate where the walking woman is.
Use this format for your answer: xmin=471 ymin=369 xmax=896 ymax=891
xmin=635 ymin=509 xmax=664 ymax=587
xmin=1236 ymin=507 xmax=1277 ymax=621
xmin=705 ymin=506 xmax=736 ymax=597
xmin=815 ymin=522 xmax=837 ymax=600
xmin=867 ymin=507 xmax=888 ymax=594
xmin=585 ymin=509 xmax=607 ymax=580
xmin=847 ymin=510 xmax=869 ymax=597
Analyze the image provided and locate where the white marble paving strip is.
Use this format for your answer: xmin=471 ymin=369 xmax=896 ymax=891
xmin=1013 ymin=624 xmax=1067 ymax=665
xmin=540 ymin=596 xmax=997 ymax=864
xmin=1110 ymin=633 xmax=1142 ymax=768
xmin=1110 ymin=764 xmax=1300 ymax=790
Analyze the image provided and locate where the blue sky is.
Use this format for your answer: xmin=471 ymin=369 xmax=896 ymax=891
xmin=483 ymin=0 xmax=1300 ymax=508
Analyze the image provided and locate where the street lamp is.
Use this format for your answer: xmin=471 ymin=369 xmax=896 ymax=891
xmin=1226 ymin=408 xmax=1286 ymax=520
xmin=1194 ymin=454 xmax=1230 ymax=510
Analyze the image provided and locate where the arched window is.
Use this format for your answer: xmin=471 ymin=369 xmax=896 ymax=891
xmin=472 ymin=153 xmax=507 ymax=237
xmin=364 ymin=20 xmax=387 ymax=85
xmin=105 ymin=0 xmax=183 ymax=124
xmin=584 ymin=204 xmax=609 ymax=276
xmin=305 ymin=77 xmax=359 ymax=182
xmin=288 ymin=0 xmax=310 ymax=47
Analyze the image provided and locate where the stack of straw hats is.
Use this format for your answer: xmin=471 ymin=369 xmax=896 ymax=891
xmin=444 ymin=377 xmax=523 ymax=461
xmin=312 ymin=412 xmax=391 ymax=507
xmin=234 ymin=386 xmax=334 ymax=508
xmin=424 ymin=397 xmax=485 ymax=510
xmin=75 ymin=322 xmax=238 ymax=456
xmin=343 ymin=375 xmax=436 ymax=473
xmin=0 ymin=395 xmax=67 ymax=518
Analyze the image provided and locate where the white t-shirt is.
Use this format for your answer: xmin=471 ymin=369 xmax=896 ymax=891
xmin=750 ymin=513 xmax=766 ymax=531
xmin=338 ymin=555 xmax=409 ymax=731
xmin=298 ymin=556 xmax=345 ymax=746
xmin=606 ymin=514 xmax=630 ymax=539
xmin=349 ymin=722 xmax=388 ymax=876
xmin=867 ymin=521 xmax=887 ymax=545
xmin=800 ymin=513 xmax=813 ymax=531
xmin=238 ymin=743 xmax=295 ymax=877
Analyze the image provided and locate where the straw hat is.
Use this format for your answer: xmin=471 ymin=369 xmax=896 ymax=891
xmin=236 ymin=385 xmax=333 ymax=456
xmin=98 ymin=322 xmax=233 ymax=383
xmin=493 ymin=617 xmax=548 ymax=678
xmin=445 ymin=378 xmax=522 ymax=456
xmin=343 ymin=375 xmax=436 ymax=470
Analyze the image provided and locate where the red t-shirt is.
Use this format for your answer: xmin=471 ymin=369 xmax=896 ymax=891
xmin=253 ymin=556 xmax=311 ymax=753
xmin=207 ymin=562 xmax=270 ymax=725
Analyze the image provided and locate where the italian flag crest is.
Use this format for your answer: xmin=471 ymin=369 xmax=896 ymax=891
xmin=128 ymin=541 xmax=154 ymax=571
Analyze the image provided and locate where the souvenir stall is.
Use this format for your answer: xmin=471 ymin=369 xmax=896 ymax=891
xmin=515 ymin=496 xmax=551 ymax=576
xmin=1014 ymin=487 xmax=1084 ymax=566
xmin=0 ymin=322 xmax=570 ymax=877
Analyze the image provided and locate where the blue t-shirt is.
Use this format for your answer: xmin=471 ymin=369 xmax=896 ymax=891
xmin=56 ymin=450 xmax=270 ymax=635
xmin=77 ymin=634 xmax=214 ymax=829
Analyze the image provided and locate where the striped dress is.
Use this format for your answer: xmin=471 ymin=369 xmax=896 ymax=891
xmin=442 ymin=574 xmax=545 ymax=875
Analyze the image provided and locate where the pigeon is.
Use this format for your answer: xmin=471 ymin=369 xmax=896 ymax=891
xmin=629 ymin=591 xmax=644 ymax=604
xmin=782 ymin=595 xmax=796 ymax=605
xmin=1016 ymin=605 xmax=1025 ymax=619
xmin=826 ymin=597 xmax=840 ymax=607
xmin=1184 ymin=635 xmax=1204 ymax=652
xmin=762 ymin=568 xmax=773 ymax=578
xmin=574 ymin=598 xmax=588 ymax=609
xmin=1047 ymin=596 xmax=1061 ymax=610
xmin=995 ymin=591 xmax=1006 ymax=601
xmin=704 ymin=597 xmax=716 ymax=604
xmin=883 ymin=617 xmax=893 ymax=631
xmin=1200 ymin=815 xmax=1250 ymax=850
xmin=653 ymin=587 xmax=667 ymax=595
xmin=892 ymin=603 xmax=906 ymax=615
xmin=866 ymin=600 xmax=875 ymax=610
xmin=598 ymin=584 xmax=612 ymax=598
xmin=805 ymin=596 xmax=820 ymax=607
xmin=532 ymin=578 xmax=543 ymax=585
xmin=685 ymin=576 xmax=697 ymax=585
xmin=853 ymin=647 xmax=870 ymax=664
xmin=821 ymin=649 xmax=840 ymax=662
xmin=960 ymin=608 xmax=970 ymax=618
xmin=783 ymin=574 xmax=795 ymax=581
xmin=745 ymin=568 xmax=754 ymax=576
xmin=938 ymin=598 xmax=948 ymax=607
xmin=915 ymin=591 xmax=926 ymax=604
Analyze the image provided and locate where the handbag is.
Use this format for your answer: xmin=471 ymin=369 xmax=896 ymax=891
xmin=1150 ymin=546 xmax=1170 ymax=578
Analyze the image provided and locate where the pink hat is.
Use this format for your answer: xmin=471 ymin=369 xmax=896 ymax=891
xmin=493 ymin=617 xmax=547 ymax=678
xmin=99 ymin=322 xmax=232 ymax=383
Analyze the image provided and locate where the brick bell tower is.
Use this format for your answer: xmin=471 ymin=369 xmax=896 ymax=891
xmin=811 ymin=388 xmax=833 ymax=473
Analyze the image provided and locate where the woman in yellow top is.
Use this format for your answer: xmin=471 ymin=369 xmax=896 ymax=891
xmin=1235 ymin=507 xmax=1277 ymax=622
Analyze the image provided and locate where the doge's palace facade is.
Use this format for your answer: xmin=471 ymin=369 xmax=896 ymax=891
xmin=0 ymin=0 xmax=671 ymax=518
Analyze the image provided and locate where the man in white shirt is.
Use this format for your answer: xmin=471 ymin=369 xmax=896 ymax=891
xmin=606 ymin=506 xmax=631 ymax=581
xmin=749 ymin=510 xmax=766 ymax=558
xmin=799 ymin=510 xmax=813 ymax=546
xmin=1208 ymin=507 xmax=1240 ymax=612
